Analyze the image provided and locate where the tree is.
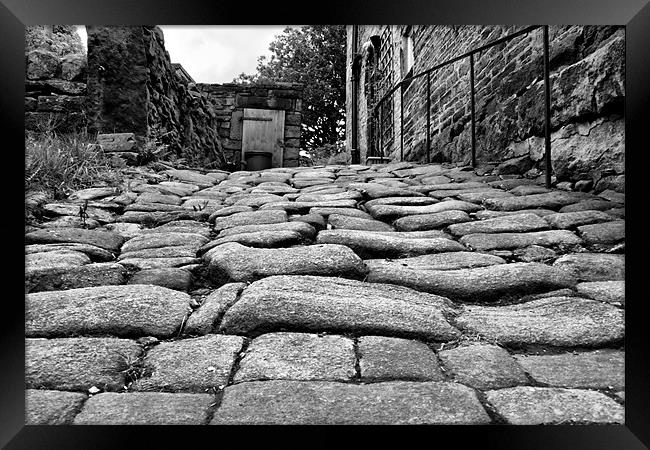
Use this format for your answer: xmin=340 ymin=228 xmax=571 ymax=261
xmin=234 ymin=26 xmax=346 ymax=150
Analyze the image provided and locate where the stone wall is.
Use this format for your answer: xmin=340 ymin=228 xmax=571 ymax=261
xmin=25 ymin=26 xmax=87 ymax=132
xmin=346 ymin=25 xmax=625 ymax=192
xmin=196 ymin=83 xmax=303 ymax=168
xmin=86 ymin=26 xmax=227 ymax=167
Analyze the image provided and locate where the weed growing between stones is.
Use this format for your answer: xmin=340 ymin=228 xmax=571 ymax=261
xmin=25 ymin=124 xmax=122 ymax=200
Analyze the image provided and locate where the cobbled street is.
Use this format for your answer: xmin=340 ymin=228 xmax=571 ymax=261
xmin=25 ymin=161 xmax=625 ymax=425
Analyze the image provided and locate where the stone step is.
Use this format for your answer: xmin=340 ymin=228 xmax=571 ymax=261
xmin=218 ymin=275 xmax=460 ymax=340
xmin=204 ymin=242 xmax=367 ymax=283
xmin=26 ymin=285 xmax=191 ymax=338
xmin=316 ymin=229 xmax=465 ymax=258
xmin=366 ymin=261 xmax=576 ymax=301
xmin=211 ymin=380 xmax=491 ymax=425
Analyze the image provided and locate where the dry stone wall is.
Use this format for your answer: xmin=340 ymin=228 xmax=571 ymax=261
xmin=346 ymin=25 xmax=625 ymax=192
xmin=25 ymin=26 xmax=88 ymax=133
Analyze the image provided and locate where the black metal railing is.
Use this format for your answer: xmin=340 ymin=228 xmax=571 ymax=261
xmin=369 ymin=25 xmax=553 ymax=188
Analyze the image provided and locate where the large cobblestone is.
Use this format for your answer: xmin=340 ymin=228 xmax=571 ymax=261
xmin=211 ymin=380 xmax=491 ymax=424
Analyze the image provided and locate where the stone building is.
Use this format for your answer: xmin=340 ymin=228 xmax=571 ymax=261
xmin=345 ymin=25 xmax=625 ymax=192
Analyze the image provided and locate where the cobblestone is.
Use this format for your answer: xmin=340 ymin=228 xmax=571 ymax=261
xmin=23 ymin=162 xmax=626 ymax=425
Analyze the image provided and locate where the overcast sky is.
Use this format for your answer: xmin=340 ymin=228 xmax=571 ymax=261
xmin=76 ymin=25 xmax=292 ymax=84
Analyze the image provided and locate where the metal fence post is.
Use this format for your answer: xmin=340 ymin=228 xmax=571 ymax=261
xmin=400 ymin=84 xmax=404 ymax=161
xmin=470 ymin=53 xmax=477 ymax=168
xmin=543 ymin=25 xmax=552 ymax=188
xmin=426 ymin=71 xmax=431 ymax=164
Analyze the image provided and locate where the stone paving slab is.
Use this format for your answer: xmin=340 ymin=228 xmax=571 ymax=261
xmin=456 ymin=297 xmax=624 ymax=347
xmin=259 ymin=199 xmax=359 ymax=213
xmin=393 ymin=210 xmax=471 ymax=231
xmin=447 ymin=213 xmax=550 ymax=236
xmin=234 ymin=332 xmax=356 ymax=383
xmin=73 ymin=392 xmax=213 ymax=425
xmin=473 ymin=209 xmax=556 ymax=220
xmin=135 ymin=192 xmax=182 ymax=205
xmin=358 ymin=336 xmax=443 ymax=381
xmin=366 ymin=262 xmax=575 ymax=301
xmin=26 ymin=285 xmax=191 ymax=338
xmin=455 ymin=190 xmax=514 ymax=203
xmin=25 ymin=389 xmax=88 ymax=425
xmin=327 ymin=213 xmax=394 ymax=231
xmin=219 ymin=275 xmax=460 ymax=340
xmin=128 ymin=267 xmax=193 ymax=291
xmin=559 ymin=199 xmax=621 ymax=213
xmin=317 ymin=229 xmax=464 ymax=258
xmin=310 ymin=206 xmax=373 ymax=219
xmin=117 ymin=256 xmax=201 ymax=270
xmin=514 ymin=350 xmax=624 ymax=389
xmin=213 ymin=210 xmax=287 ymax=231
xmin=348 ymin=183 xmax=425 ymax=199
xmin=26 ymin=250 xmax=90 ymax=272
xmin=552 ymin=253 xmax=625 ymax=281
xmin=484 ymin=191 xmax=594 ymax=211
xmin=211 ymin=380 xmax=491 ymax=424
xmin=125 ymin=202 xmax=188 ymax=213
xmin=121 ymin=210 xmax=209 ymax=224
xmin=578 ymin=220 xmax=625 ymax=244
xmin=543 ymin=210 xmax=614 ymax=229
xmin=366 ymin=251 xmax=506 ymax=271
xmin=215 ymin=221 xmax=316 ymax=240
xmin=42 ymin=203 xmax=116 ymax=223
xmin=460 ymin=229 xmax=582 ymax=251
xmin=133 ymin=335 xmax=244 ymax=392
xmin=68 ymin=187 xmax=118 ymax=201
xmin=438 ymin=344 xmax=529 ymax=389
xmin=366 ymin=200 xmax=483 ymax=220
xmin=25 ymin=228 xmax=125 ymax=253
xmin=204 ymin=242 xmax=367 ymax=283
xmin=485 ymin=386 xmax=624 ymax=424
xmin=163 ymin=169 xmax=216 ymax=188
xmin=117 ymin=246 xmax=198 ymax=260
xmin=576 ymin=280 xmax=625 ymax=305
xmin=26 ymin=337 xmax=142 ymax=391
xmin=27 ymin=262 xmax=127 ymax=293
xmin=363 ymin=196 xmax=439 ymax=208
xmin=120 ymin=232 xmax=208 ymax=253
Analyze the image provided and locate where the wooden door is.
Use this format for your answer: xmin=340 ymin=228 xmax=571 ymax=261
xmin=242 ymin=108 xmax=285 ymax=168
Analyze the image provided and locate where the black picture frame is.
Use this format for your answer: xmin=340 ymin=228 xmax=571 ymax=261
xmin=4 ymin=0 xmax=648 ymax=448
